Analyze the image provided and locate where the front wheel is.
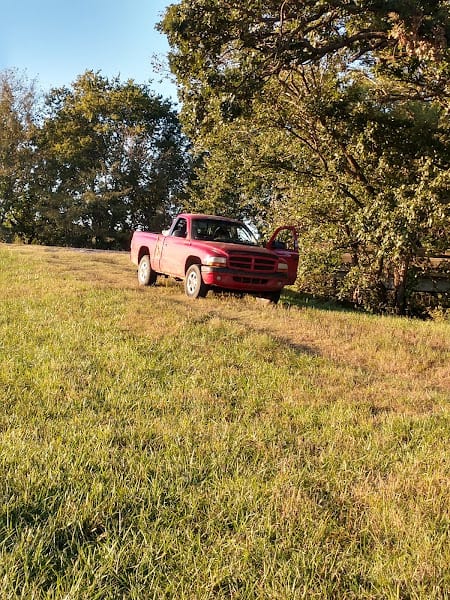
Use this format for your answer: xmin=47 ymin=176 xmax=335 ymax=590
xmin=138 ymin=255 xmax=157 ymax=286
xmin=184 ymin=264 xmax=208 ymax=298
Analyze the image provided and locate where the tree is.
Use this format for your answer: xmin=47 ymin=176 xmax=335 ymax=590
xmin=36 ymin=71 xmax=190 ymax=248
xmin=161 ymin=1 xmax=450 ymax=313
xmin=0 ymin=69 xmax=41 ymax=242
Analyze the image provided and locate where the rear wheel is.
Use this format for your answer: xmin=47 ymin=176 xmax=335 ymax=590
xmin=184 ymin=264 xmax=208 ymax=298
xmin=138 ymin=255 xmax=157 ymax=286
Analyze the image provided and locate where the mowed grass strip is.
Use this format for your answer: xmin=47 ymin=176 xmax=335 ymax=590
xmin=0 ymin=244 xmax=449 ymax=599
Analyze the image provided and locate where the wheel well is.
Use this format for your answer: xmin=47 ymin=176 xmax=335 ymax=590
xmin=185 ymin=256 xmax=201 ymax=274
xmin=138 ymin=247 xmax=150 ymax=262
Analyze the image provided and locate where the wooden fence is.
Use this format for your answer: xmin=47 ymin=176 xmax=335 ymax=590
xmin=338 ymin=254 xmax=450 ymax=294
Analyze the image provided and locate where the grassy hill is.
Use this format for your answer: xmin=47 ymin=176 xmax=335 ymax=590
xmin=0 ymin=243 xmax=449 ymax=599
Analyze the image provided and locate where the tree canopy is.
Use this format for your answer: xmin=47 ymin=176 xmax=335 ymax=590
xmin=162 ymin=0 xmax=450 ymax=109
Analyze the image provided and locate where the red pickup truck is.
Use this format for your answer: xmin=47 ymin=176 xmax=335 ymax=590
xmin=130 ymin=213 xmax=298 ymax=303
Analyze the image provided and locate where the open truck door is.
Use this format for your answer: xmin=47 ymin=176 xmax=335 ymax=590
xmin=266 ymin=226 xmax=299 ymax=285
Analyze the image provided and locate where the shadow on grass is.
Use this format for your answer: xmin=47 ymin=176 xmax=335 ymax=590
xmin=280 ymin=288 xmax=360 ymax=315
xmin=170 ymin=296 xmax=321 ymax=358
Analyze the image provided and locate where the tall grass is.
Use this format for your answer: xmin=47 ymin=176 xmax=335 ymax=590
xmin=0 ymin=244 xmax=449 ymax=599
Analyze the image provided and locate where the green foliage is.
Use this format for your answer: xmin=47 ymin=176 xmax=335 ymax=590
xmin=0 ymin=69 xmax=41 ymax=243
xmin=36 ymin=71 xmax=190 ymax=248
xmin=160 ymin=0 xmax=450 ymax=133
xmin=161 ymin=0 xmax=450 ymax=313
xmin=0 ymin=70 xmax=191 ymax=249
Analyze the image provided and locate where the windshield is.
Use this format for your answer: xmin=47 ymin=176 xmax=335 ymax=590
xmin=191 ymin=219 xmax=258 ymax=246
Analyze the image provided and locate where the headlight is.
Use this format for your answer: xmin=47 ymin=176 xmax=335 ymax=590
xmin=277 ymin=261 xmax=288 ymax=271
xmin=203 ymin=255 xmax=227 ymax=267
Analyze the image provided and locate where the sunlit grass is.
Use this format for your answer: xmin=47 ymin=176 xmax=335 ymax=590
xmin=0 ymin=243 xmax=449 ymax=599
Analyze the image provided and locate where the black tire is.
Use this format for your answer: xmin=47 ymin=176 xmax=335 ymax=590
xmin=184 ymin=264 xmax=208 ymax=298
xmin=138 ymin=255 xmax=157 ymax=286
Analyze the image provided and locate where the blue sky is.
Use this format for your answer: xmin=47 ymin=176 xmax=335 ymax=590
xmin=0 ymin=0 xmax=177 ymax=101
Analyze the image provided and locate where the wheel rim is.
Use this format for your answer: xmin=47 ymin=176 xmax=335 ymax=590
xmin=139 ymin=261 xmax=148 ymax=283
xmin=186 ymin=270 xmax=198 ymax=295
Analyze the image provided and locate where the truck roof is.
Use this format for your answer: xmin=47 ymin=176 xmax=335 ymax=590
xmin=177 ymin=213 xmax=243 ymax=224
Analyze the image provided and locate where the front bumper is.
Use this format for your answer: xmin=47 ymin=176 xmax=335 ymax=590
xmin=201 ymin=266 xmax=287 ymax=292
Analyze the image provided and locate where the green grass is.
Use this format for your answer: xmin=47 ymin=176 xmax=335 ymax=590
xmin=0 ymin=243 xmax=449 ymax=599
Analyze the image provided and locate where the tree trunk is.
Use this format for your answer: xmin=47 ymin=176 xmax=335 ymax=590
xmin=393 ymin=257 xmax=410 ymax=315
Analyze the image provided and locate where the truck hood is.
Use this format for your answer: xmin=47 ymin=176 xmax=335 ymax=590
xmin=194 ymin=241 xmax=278 ymax=257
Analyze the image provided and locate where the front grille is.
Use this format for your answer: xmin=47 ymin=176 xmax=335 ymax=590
xmin=229 ymin=254 xmax=277 ymax=272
